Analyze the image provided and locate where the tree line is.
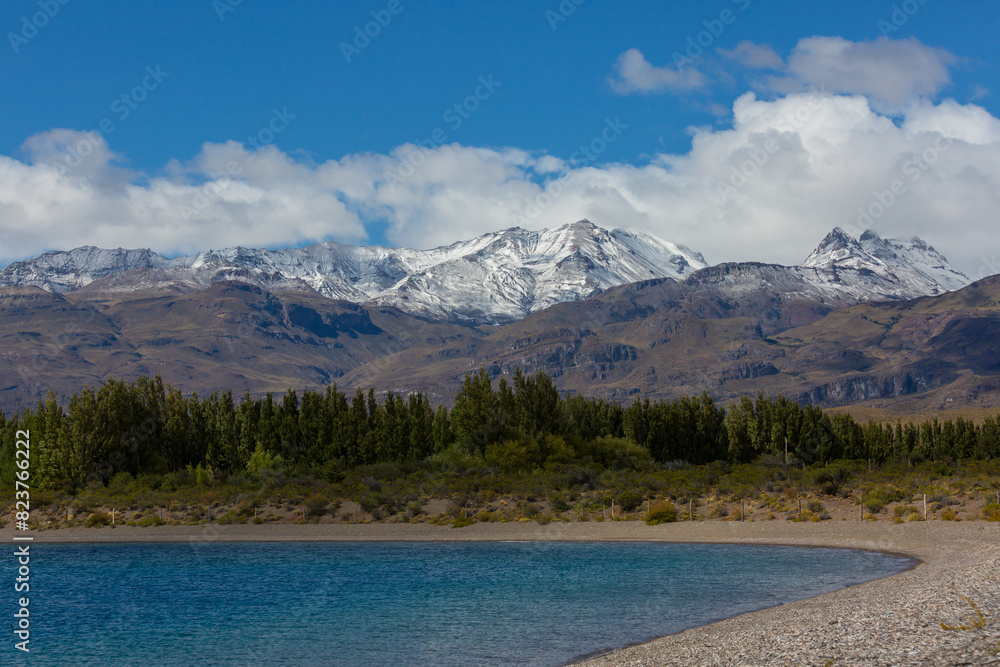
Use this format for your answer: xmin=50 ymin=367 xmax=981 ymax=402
xmin=2 ymin=369 xmax=999 ymax=490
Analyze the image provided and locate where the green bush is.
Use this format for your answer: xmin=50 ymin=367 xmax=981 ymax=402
xmin=646 ymin=501 xmax=677 ymax=525
xmin=86 ymin=511 xmax=111 ymax=528
xmin=549 ymin=493 xmax=570 ymax=512
xmin=304 ymin=494 xmax=329 ymax=518
xmin=485 ymin=438 xmax=540 ymax=471
xmin=615 ymin=490 xmax=644 ymax=512
xmin=246 ymin=445 xmax=283 ymax=475
xmin=982 ymin=503 xmax=1000 ymax=522
xmin=108 ymin=472 xmax=134 ymax=494
xmin=587 ymin=437 xmax=653 ymax=471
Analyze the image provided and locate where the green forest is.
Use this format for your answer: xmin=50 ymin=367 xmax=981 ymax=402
xmin=3 ymin=369 xmax=1000 ymax=492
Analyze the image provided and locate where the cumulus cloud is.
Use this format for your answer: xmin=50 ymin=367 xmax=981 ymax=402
xmin=612 ymin=36 xmax=957 ymax=113
xmin=0 ymin=131 xmax=368 ymax=260
xmin=777 ymin=36 xmax=956 ymax=112
xmin=2 ymin=91 xmax=1000 ymax=277
xmin=608 ymin=48 xmax=705 ymax=95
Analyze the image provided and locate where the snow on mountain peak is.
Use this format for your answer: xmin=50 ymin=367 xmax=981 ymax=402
xmin=0 ymin=222 xmax=970 ymax=324
xmin=801 ymin=227 xmax=875 ymax=270
xmin=0 ymin=220 xmax=708 ymax=324
xmin=799 ymin=226 xmax=970 ymax=298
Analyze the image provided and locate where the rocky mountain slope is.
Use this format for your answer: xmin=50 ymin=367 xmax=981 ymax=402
xmin=0 ymin=223 xmax=968 ymax=325
xmin=0 ymin=221 xmax=707 ymax=325
xmin=0 ymin=221 xmax=987 ymax=414
xmin=340 ymin=274 xmax=1000 ymax=412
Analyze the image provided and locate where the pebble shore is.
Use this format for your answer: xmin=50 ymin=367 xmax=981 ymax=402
xmin=7 ymin=520 xmax=999 ymax=665
xmin=573 ymin=522 xmax=1000 ymax=667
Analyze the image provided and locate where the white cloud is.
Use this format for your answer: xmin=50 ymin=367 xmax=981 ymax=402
xmin=2 ymin=92 xmax=1000 ymax=277
xmin=781 ymin=36 xmax=956 ymax=112
xmin=0 ymin=131 xmax=368 ymax=260
xmin=718 ymin=41 xmax=784 ymax=70
xmin=903 ymin=99 xmax=1000 ymax=144
xmin=612 ymin=36 xmax=957 ymax=113
xmin=608 ymin=48 xmax=705 ymax=95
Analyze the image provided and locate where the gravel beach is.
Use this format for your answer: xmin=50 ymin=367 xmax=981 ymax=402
xmin=6 ymin=520 xmax=999 ymax=665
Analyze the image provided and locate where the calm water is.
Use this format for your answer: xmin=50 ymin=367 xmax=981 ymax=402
xmin=13 ymin=541 xmax=912 ymax=666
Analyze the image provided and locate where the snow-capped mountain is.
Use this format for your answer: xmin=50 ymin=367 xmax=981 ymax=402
xmin=0 ymin=220 xmax=708 ymax=324
xmin=0 ymin=222 xmax=971 ymax=324
xmin=799 ymin=227 xmax=970 ymax=300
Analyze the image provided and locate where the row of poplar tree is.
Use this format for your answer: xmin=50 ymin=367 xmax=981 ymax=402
xmin=2 ymin=369 xmax=999 ymax=489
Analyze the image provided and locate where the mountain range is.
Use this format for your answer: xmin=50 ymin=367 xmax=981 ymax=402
xmin=0 ymin=220 xmax=968 ymax=324
xmin=0 ymin=221 xmax=708 ymax=325
xmin=1 ymin=220 xmax=995 ymax=416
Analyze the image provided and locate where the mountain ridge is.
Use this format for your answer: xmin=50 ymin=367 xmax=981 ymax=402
xmin=0 ymin=221 xmax=969 ymax=325
xmin=0 ymin=220 xmax=709 ymax=325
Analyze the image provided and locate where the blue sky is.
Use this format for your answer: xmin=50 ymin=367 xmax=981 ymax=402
xmin=2 ymin=0 xmax=999 ymax=275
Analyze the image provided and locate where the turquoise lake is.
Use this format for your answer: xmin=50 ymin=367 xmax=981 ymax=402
xmin=12 ymin=541 xmax=913 ymax=666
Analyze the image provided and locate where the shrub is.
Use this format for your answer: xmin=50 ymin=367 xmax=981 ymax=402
xmin=137 ymin=515 xmax=164 ymax=527
xmin=304 ymin=494 xmax=329 ymax=518
xmin=982 ymin=503 xmax=1000 ymax=522
xmin=709 ymin=504 xmax=729 ymax=518
xmin=108 ymin=472 xmax=134 ymax=494
xmin=191 ymin=464 xmax=213 ymax=486
xmin=246 ymin=445 xmax=283 ymax=475
xmin=86 ymin=511 xmax=111 ymax=528
xmin=616 ymin=490 xmax=644 ymax=513
xmin=865 ymin=501 xmax=884 ymax=515
xmin=806 ymin=500 xmax=824 ymax=513
xmin=452 ymin=516 xmax=474 ymax=528
xmin=549 ymin=493 xmax=570 ymax=512
xmin=321 ymin=459 xmax=345 ymax=483
xmin=485 ymin=438 xmax=541 ymax=471
xmin=646 ymin=501 xmax=677 ymax=525
xmin=588 ymin=437 xmax=653 ymax=471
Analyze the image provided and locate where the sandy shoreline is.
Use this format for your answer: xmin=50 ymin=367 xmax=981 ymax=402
xmin=5 ymin=521 xmax=998 ymax=665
